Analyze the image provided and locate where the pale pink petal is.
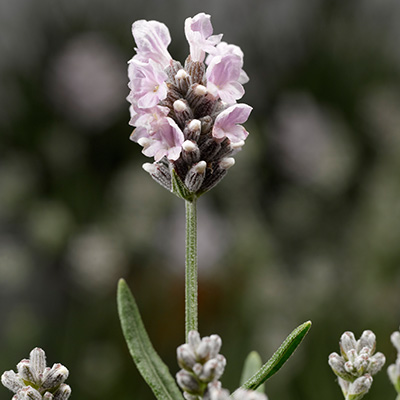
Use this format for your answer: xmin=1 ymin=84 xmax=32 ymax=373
xmin=206 ymin=42 xmax=249 ymax=85
xmin=134 ymin=117 xmax=184 ymax=161
xmin=128 ymin=60 xmax=168 ymax=109
xmin=132 ymin=20 xmax=172 ymax=68
xmin=185 ymin=13 xmax=222 ymax=62
xmin=213 ymin=104 xmax=252 ymax=143
xmin=206 ymin=54 xmax=244 ymax=103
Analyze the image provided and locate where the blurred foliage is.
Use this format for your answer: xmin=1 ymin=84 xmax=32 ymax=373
xmin=1 ymin=0 xmax=400 ymax=399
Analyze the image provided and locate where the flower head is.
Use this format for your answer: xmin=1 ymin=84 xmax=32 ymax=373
xmin=1 ymin=348 xmax=71 ymax=400
xmin=176 ymin=331 xmax=268 ymax=400
xmin=127 ymin=13 xmax=251 ymax=199
xmin=328 ymin=330 xmax=385 ymax=400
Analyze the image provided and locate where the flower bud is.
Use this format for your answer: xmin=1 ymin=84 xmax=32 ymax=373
xmin=340 ymin=331 xmax=357 ymax=359
xmin=185 ymin=119 xmax=202 ymax=141
xmin=184 ymin=59 xmax=205 ymax=84
xmin=368 ymin=352 xmax=386 ymax=375
xmin=176 ymin=370 xmax=203 ymax=395
xmin=19 ymin=386 xmax=42 ymax=400
xmin=142 ymin=162 xmax=172 ymax=191
xmin=347 ymin=375 xmax=373 ymax=400
xmin=175 ymin=69 xmax=190 ymax=94
xmin=230 ymin=140 xmax=245 ymax=153
xmin=199 ymin=116 xmax=213 ymax=135
xmin=207 ymin=335 xmax=222 ymax=359
xmin=219 ymin=157 xmax=235 ymax=170
xmin=185 ymin=161 xmax=207 ymax=192
xmin=186 ymin=85 xmax=216 ymax=117
xmin=1 ymin=370 xmax=24 ymax=393
xmin=328 ymin=353 xmax=353 ymax=380
xmin=173 ymin=99 xmax=194 ymax=127
xmin=29 ymin=348 xmax=46 ymax=383
xmin=182 ymin=140 xmax=201 ymax=164
xmin=357 ymin=330 xmax=376 ymax=354
xmin=53 ymin=383 xmax=72 ymax=400
xmin=43 ymin=393 xmax=54 ymax=400
xmin=199 ymin=355 xmax=226 ymax=382
xmin=188 ymin=330 xmax=201 ymax=349
xmin=17 ymin=360 xmax=34 ymax=384
xmin=177 ymin=344 xmax=197 ymax=371
xmin=214 ymin=138 xmax=233 ymax=159
xmin=41 ymin=364 xmax=69 ymax=390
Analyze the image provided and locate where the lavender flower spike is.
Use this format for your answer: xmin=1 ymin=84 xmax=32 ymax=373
xmin=127 ymin=13 xmax=252 ymax=199
xmin=328 ymin=330 xmax=385 ymax=400
xmin=1 ymin=348 xmax=71 ymax=400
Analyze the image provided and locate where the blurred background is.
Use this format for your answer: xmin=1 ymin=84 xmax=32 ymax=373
xmin=1 ymin=0 xmax=400 ymax=399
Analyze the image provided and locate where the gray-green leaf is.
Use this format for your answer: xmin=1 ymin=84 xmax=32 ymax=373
xmin=234 ymin=321 xmax=312 ymax=394
xmin=117 ymin=279 xmax=184 ymax=400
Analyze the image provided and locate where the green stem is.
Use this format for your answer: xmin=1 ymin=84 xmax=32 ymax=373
xmin=185 ymin=198 xmax=198 ymax=340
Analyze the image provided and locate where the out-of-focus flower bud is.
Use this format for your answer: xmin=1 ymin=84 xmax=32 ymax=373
xmin=1 ymin=348 xmax=71 ymax=400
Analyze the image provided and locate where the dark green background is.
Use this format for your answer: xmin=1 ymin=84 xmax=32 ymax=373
xmin=1 ymin=0 xmax=400 ymax=399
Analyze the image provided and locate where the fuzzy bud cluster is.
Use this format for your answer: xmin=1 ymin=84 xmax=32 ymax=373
xmin=388 ymin=326 xmax=400 ymax=395
xmin=128 ymin=13 xmax=252 ymax=198
xmin=176 ymin=331 xmax=268 ymax=400
xmin=176 ymin=331 xmax=226 ymax=399
xmin=328 ymin=330 xmax=385 ymax=400
xmin=1 ymin=348 xmax=71 ymax=400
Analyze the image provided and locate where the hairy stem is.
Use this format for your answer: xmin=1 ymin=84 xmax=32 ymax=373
xmin=185 ymin=198 xmax=198 ymax=339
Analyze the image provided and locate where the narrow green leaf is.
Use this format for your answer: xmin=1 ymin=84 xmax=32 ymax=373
xmin=117 ymin=279 xmax=184 ymax=400
xmin=235 ymin=321 xmax=312 ymax=394
xmin=171 ymin=168 xmax=195 ymax=202
xmin=240 ymin=351 xmax=265 ymax=393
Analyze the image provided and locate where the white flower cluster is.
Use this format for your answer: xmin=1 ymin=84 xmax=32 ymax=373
xmin=177 ymin=331 xmax=267 ymax=400
xmin=388 ymin=326 xmax=400 ymax=396
xmin=1 ymin=348 xmax=71 ymax=400
xmin=176 ymin=331 xmax=226 ymax=399
xmin=328 ymin=330 xmax=385 ymax=400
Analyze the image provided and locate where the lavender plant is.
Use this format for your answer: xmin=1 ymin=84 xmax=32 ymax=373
xmin=117 ymin=12 xmax=311 ymax=400
xmin=3 ymin=10 xmax=399 ymax=400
